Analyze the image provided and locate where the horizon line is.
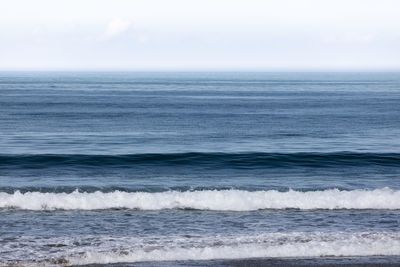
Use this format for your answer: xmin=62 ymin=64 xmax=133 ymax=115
xmin=1 ymin=68 xmax=400 ymax=73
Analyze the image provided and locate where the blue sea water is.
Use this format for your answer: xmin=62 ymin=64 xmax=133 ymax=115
xmin=0 ymin=72 xmax=400 ymax=266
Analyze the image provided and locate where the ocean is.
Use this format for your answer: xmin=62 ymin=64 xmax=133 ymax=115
xmin=0 ymin=72 xmax=400 ymax=266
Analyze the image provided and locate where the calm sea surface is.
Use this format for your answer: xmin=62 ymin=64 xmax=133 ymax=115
xmin=1 ymin=72 xmax=400 ymax=266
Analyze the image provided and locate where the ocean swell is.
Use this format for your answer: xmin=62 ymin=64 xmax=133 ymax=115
xmin=1 ymin=152 xmax=400 ymax=169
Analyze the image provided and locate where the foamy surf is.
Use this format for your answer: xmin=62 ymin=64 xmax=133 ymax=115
xmin=3 ymin=232 xmax=400 ymax=266
xmin=70 ymin=235 xmax=400 ymax=265
xmin=1 ymin=188 xmax=400 ymax=210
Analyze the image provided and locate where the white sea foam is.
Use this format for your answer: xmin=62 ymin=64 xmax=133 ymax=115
xmin=1 ymin=188 xmax=400 ymax=211
xmin=67 ymin=232 xmax=400 ymax=265
xmin=1 ymin=232 xmax=400 ymax=266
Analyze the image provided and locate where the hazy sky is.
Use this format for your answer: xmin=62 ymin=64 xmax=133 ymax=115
xmin=1 ymin=0 xmax=400 ymax=71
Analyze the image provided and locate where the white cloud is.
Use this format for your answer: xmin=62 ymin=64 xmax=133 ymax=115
xmin=103 ymin=18 xmax=131 ymax=39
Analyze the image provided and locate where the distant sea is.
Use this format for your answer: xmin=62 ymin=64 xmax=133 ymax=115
xmin=1 ymin=72 xmax=400 ymax=266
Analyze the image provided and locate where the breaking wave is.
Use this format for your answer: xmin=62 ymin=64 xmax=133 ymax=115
xmin=1 ymin=188 xmax=400 ymax=211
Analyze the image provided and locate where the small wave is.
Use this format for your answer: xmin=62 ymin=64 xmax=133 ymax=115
xmin=70 ymin=234 xmax=400 ymax=265
xmin=2 ymin=232 xmax=400 ymax=266
xmin=1 ymin=188 xmax=400 ymax=211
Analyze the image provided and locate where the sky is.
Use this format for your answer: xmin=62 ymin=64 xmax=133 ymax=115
xmin=0 ymin=0 xmax=400 ymax=71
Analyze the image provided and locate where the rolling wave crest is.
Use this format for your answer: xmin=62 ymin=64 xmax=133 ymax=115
xmin=1 ymin=152 xmax=400 ymax=169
